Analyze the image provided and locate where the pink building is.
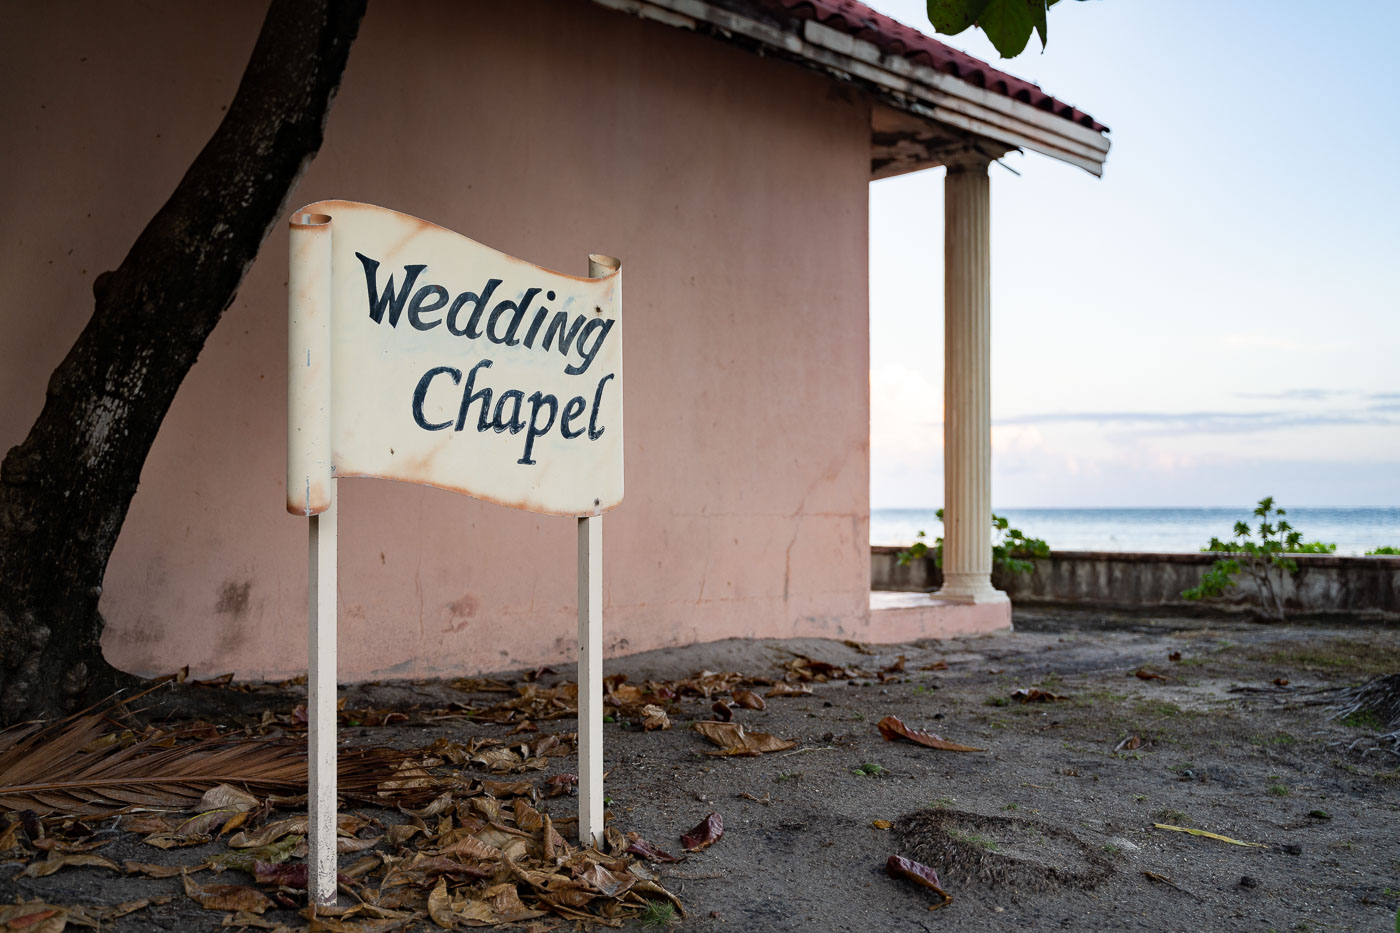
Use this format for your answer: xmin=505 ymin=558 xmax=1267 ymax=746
xmin=0 ymin=0 xmax=1108 ymax=681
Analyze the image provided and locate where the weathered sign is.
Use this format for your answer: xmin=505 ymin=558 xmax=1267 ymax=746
xmin=287 ymin=201 xmax=621 ymax=905
xmin=288 ymin=200 xmax=622 ymax=517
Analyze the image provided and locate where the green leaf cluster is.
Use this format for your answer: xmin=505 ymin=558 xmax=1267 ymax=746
xmin=926 ymin=0 xmax=1082 ymax=58
xmin=1366 ymin=545 xmax=1400 ymax=556
xmin=895 ymin=509 xmax=1049 ymax=576
xmin=1182 ymin=497 xmax=1335 ymax=621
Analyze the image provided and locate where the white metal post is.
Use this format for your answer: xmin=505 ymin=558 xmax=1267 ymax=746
xmin=307 ymin=495 xmax=338 ymax=904
xmin=577 ymin=514 xmax=604 ymax=847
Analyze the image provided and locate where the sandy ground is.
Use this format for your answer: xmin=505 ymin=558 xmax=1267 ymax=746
xmin=4 ymin=607 xmax=1399 ymax=932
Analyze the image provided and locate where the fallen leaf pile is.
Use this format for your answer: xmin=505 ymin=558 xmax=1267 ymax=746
xmin=0 ymin=697 xmax=683 ymax=930
xmin=781 ymin=655 xmax=869 ymax=683
xmin=0 ymin=649 xmax=971 ymax=928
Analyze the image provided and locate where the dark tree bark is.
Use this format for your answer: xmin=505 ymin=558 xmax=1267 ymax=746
xmin=0 ymin=0 xmax=366 ymax=725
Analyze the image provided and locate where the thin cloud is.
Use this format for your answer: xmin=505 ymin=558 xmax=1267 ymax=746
xmin=1234 ymin=388 xmax=1349 ymax=401
xmin=992 ymin=408 xmax=1399 ymax=434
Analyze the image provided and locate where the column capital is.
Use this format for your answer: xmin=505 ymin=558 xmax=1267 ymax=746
xmin=942 ymin=145 xmax=1010 ymax=175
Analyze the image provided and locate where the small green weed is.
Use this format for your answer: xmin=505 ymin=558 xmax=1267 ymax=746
xmin=929 ymin=795 xmax=956 ymax=809
xmin=1266 ymin=783 xmax=1289 ymax=797
xmin=774 ymin=771 xmax=804 ymax=783
xmin=1134 ymin=699 xmax=1185 ymax=719
xmin=1341 ymin=710 xmax=1384 ymax=731
xmin=853 ymin=762 xmax=887 ymax=777
xmin=640 ymin=899 xmax=677 ymax=928
xmin=1102 ymin=843 xmax=1121 ymax=855
xmin=947 ymin=827 xmax=998 ymax=851
xmin=985 ymin=696 xmax=1010 ymax=707
xmin=1154 ymin=808 xmax=1188 ymax=825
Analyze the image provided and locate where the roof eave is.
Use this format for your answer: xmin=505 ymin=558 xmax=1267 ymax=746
xmin=591 ymin=0 xmax=1110 ymax=178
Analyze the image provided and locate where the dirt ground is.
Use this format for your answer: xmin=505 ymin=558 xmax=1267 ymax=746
xmin=4 ymin=607 xmax=1399 ymax=932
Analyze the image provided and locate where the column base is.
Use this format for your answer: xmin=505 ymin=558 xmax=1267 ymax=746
xmin=934 ymin=574 xmax=1010 ymax=605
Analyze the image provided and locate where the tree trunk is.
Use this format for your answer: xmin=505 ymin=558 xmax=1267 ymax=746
xmin=0 ymin=0 xmax=366 ymax=725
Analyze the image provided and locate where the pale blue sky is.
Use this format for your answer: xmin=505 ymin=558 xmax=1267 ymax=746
xmin=864 ymin=0 xmax=1400 ymax=508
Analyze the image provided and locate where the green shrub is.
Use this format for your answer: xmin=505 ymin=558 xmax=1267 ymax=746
xmin=896 ymin=509 xmax=1049 ymax=576
xmin=1182 ymin=497 xmax=1335 ymax=621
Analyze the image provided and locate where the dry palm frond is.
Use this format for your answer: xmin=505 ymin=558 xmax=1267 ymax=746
xmin=1329 ymin=673 xmax=1400 ymax=758
xmin=0 ymin=698 xmax=438 ymax=817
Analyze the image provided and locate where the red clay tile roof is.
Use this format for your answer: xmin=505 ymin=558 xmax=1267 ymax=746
xmin=750 ymin=0 xmax=1108 ymax=133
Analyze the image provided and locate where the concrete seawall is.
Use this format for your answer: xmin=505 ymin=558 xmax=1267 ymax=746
xmin=872 ymin=546 xmax=1400 ymax=622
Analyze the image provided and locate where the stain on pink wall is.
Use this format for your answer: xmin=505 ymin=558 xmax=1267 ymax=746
xmin=1 ymin=0 xmax=873 ymax=680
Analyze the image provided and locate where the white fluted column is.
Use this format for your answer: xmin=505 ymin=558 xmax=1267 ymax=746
xmin=936 ymin=155 xmax=1007 ymax=605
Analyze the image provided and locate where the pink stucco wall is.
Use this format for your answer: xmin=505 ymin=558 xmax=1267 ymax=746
xmin=1 ymin=0 xmax=874 ymax=680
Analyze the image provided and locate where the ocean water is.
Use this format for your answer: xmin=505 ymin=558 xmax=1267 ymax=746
xmin=870 ymin=507 xmax=1400 ymax=556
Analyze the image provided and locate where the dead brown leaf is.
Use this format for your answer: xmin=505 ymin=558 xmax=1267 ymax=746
xmin=252 ymin=860 xmax=309 ymax=889
xmin=783 ymin=656 xmax=863 ymax=683
xmin=226 ymin=816 xmax=307 ymax=848
xmin=886 ymin=855 xmax=952 ymax=910
xmin=763 ymin=683 xmax=811 ymax=699
xmin=731 ymin=689 xmax=766 ymax=711
xmin=30 ymin=837 xmax=107 ymax=855
xmin=1114 ymin=735 xmax=1143 ymax=752
xmin=1133 ymin=668 xmax=1169 ymax=681
xmin=680 ymin=812 xmax=723 ymax=852
xmin=544 ymin=774 xmax=578 ymax=798
xmin=124 ymin=859 xmax=201 ymax=879
xmin=142 ymin=829 xmax=212 ymax=850
xmin=674 ymin=671 xmax=745 ymax=699
xmin=183 ymin=873 xmax=273 ymax=914
xmin=1010 ymin=688 xmax=1069 ymax=703
xmin=691 ymin=722 xmax=796 ymax=757
xmin=21 ymin=852 xmax=121 ymax=877
xmin=0 ymin=902 xmax=67 ymax=933
xmin=625 ymin=831 xmax=681 ymax=863
xmin=640 ymin=705 xmax=671 ymax=731
xmin=876 ymin=716 xmax=984 ymax=752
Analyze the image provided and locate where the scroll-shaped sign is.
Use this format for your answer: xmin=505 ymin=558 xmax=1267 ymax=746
xmin=288 ymin=199 xmax=622 ymax=517
xmin=286 ymin=201 xmax=619 ymax=907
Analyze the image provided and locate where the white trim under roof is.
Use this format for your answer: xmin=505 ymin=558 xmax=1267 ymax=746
xmin=592 ymin=0 xmax=1110 ymax=177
